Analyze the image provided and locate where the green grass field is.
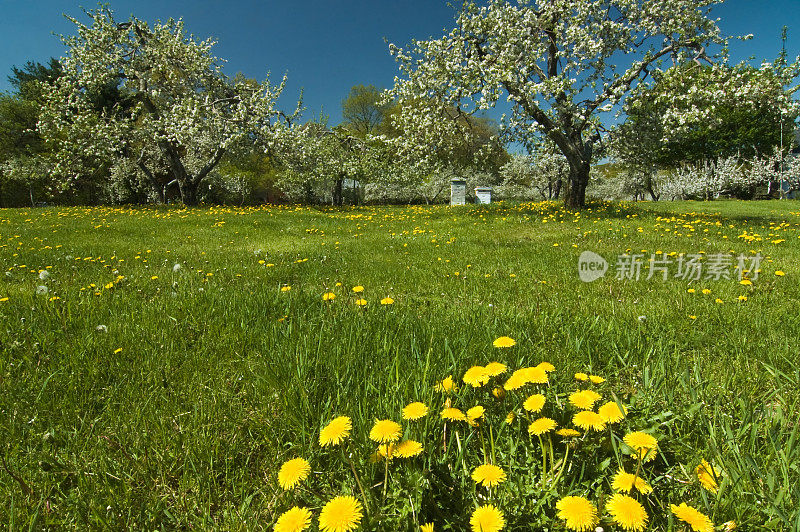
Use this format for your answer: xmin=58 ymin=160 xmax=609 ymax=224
xmin=1 ymin=200 xmax=798 ymax=530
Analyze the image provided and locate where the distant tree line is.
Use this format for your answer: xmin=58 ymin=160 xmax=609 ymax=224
xmin=1 ymin=4 xmax=798 ymax=208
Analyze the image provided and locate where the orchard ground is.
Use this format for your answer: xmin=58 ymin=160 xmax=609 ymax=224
xmin=0 ymin=199 xmax=798 ymax=529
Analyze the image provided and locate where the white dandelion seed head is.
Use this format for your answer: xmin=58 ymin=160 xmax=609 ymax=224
xmin=35 ymin=285 xmax=49 ymax=295
xmin=39 ymin=270 xmax=50 ymax=281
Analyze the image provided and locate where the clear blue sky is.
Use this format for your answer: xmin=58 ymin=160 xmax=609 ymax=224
xmin=1 ymin=0 xmax=798 ymax=126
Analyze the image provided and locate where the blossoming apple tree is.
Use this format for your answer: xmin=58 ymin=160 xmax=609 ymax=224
xmin=38 ymin=6 xmax=300 ymax=205
xmin=389 ymin=0 xmax=733 ymax=209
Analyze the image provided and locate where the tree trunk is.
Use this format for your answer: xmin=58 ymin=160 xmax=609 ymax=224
xmin=553 ymin=178 xmax=562 ymax=200
xmin=564 ymin=163 xmax=589 ymax=210
xmin=178 ymin=179 xmax=199 ymax=206
xmin=332 ymin=176 xmax=344 ymax=206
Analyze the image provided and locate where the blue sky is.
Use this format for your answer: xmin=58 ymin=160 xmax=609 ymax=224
xmin=1 ymin=0 xmax=798 ymax=127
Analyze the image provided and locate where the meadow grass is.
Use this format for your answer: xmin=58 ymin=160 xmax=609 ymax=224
xmin=0 ymin=200 xmax=798 ymax=530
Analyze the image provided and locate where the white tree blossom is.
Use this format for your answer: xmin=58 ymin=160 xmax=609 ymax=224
xmin=38 ymin=6 xmax=300 ymax=205
xmin=389 ymin=0 xmax=733 ymax=209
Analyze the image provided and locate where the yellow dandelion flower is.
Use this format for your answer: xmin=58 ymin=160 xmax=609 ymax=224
xmin=523 ymin=394 xmax=546 ymax=413
xmin=352 ymin=285 xmax=364 ymax=292
xmin=369 ymin=419 xmax=402 ymax=443
xmin=470 ymin=505 xmax=505 ymax=532
xmin=150 ymin=275 xmax=159 ymax=280
xmin=420 ymin=524 xmax=434 ymax=532
xmin=722 ymin=520 xmax=737 ymax=531
xmin=471 ymin=463 xmax=507 ymax=488
xmin=537 ymin=361 xmax=555 ymax=372
xmin=623 ymin=432 xmax=658 ymax=462
xmin=522 ymin=366 xmax=549 ymax=384
xmin=380 ymin=296 xmax=394 ymax=305
xmin=556 ymin=428 xmax=581 ymax=438
xmin=322 ymin=292 xmax=336 ymax=301
xmin=574 ymin=372 xmax=589 ymax=381
xmin=274 ymin=506 xmax=312 ymax=532
xmin=395 ymin=440 xmax=423 ymax=458
xmin=319 ymin=416 xmax=352 ymax=447
xmin=376 ymin=442 xmax=396 ymax=460
xmin=435 ymin=375 xmax=457 ymax=393
xmin=569 ymin=390 xmax=602 ymax=410
xmin=492 ymin=387 xmax=506 ymax=400
xmin=572 ymin=411 xmax=606 ymax=432
xmin=528 ymin=417 xmax=557 ymax=436
xmin=504 ymin=411 xmax=515 ymax=424
xmin=319 ymin=496 xmax=363 ymax=532
xmin=775 ymin=270 xmax=785 ymax=276
xmin=281 ymin=285 xmax=291 ymax=292
xmin=556 ymin=495 xmax=597 ymax=531
xmin=492 ymin=336 xmax=516 ymax=348
xmin=466 ymin=405 xmax=485 ymax=422
xmin=670 ymin=503 xmax=714 ymax=532
xmin=739 ymin=279 xmax=752 ymax=286
xmin=598 ymin=401 xmax=627 ymax=424
xmin=701 ymin=288 xmax=711 ymax=295
xmin=503 ymin=373 xmax=526 ymax=391
xmin=402 ymin=402 xmax=429 ymax=421
xmin=589 ymin=375 xmax=605 ymax=384
xmin=277 ymin=458 xmax=310 ymax=490
xmin=484 ymin=361 xmax=508 ymax=376
xmin=611 ymin=468 xmax=653 ymax=494
xmin=354 ymin=298 xmax=367 ymax=306
xmin=606 ymin=494 xmax=648 ymax=532
xmin=463 ymin=366 xmax=490 ymax=387
xmin=695 ymin=459 xmax=722 ymax=493
xmin=441 ymin=407 xmax=466 ymax=422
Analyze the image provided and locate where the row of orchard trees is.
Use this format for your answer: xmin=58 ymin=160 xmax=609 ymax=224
xmin=1 ymin=2 xmax=799 ymax=208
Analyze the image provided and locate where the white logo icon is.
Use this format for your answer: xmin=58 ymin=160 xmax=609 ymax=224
xmin=578 ymin=251 xmax=608 ymax=282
